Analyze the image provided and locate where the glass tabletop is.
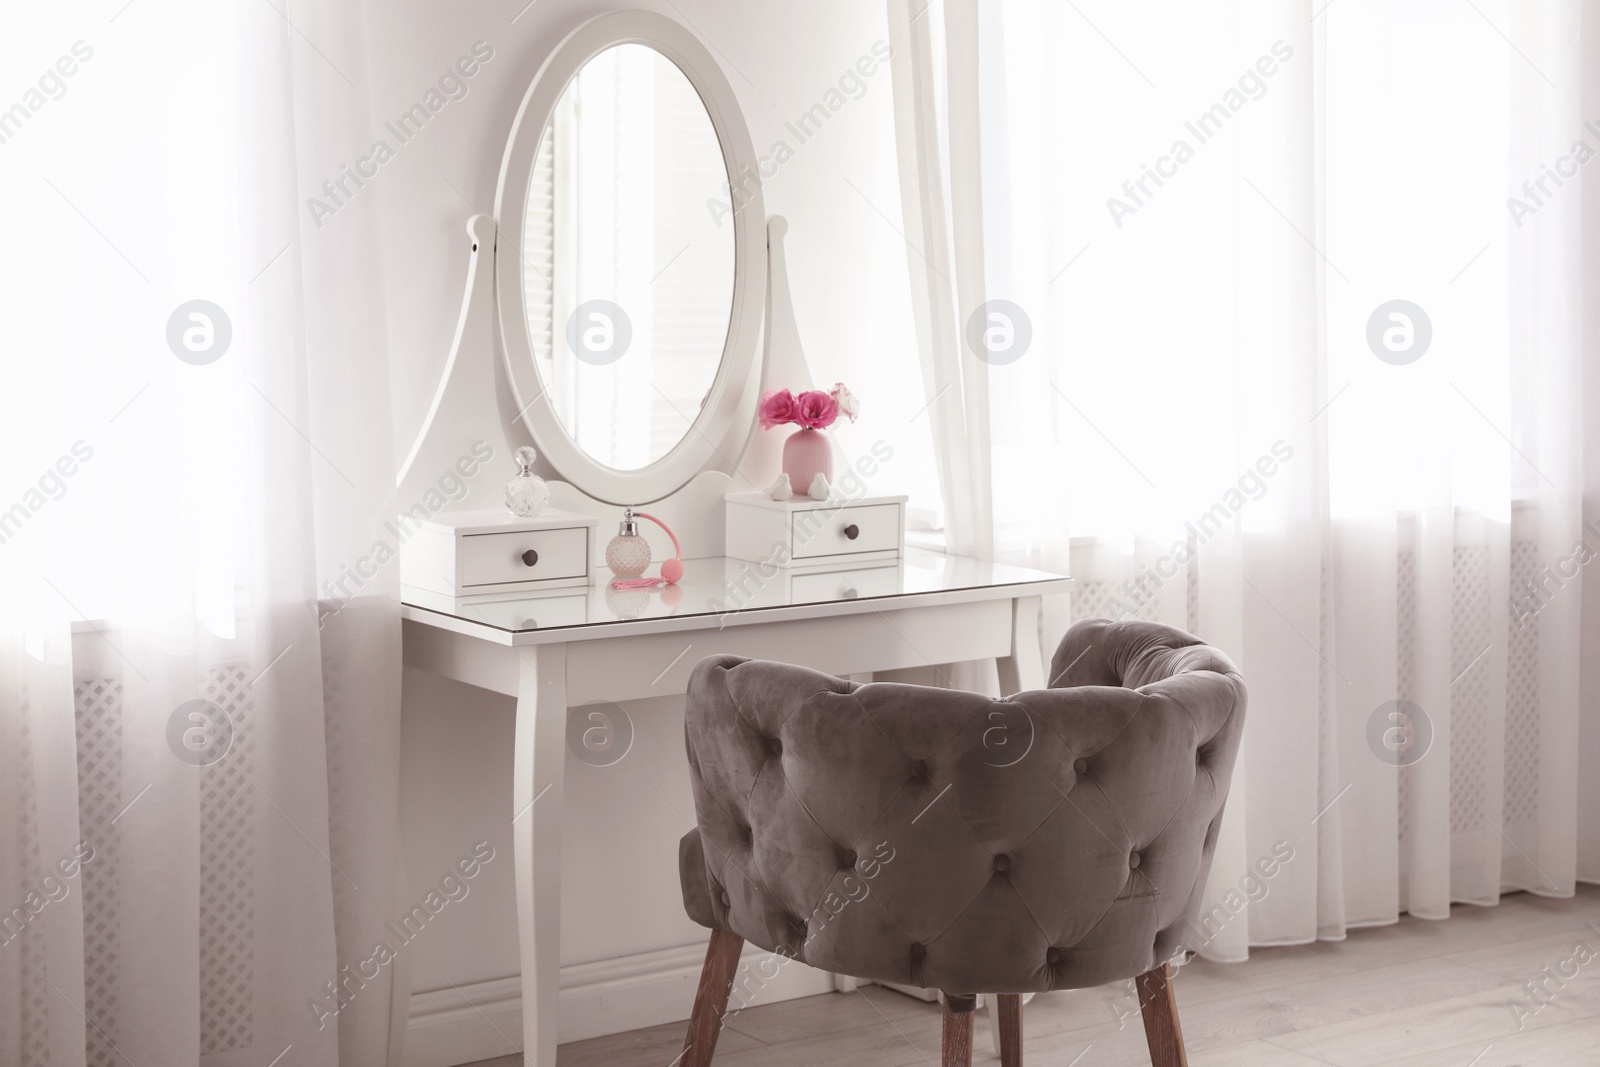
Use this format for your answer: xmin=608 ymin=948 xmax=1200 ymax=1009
xmin=401 ymin=548 xmax=1071 ymax=635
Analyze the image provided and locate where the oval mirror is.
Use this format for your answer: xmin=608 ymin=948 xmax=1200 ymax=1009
xmin=497 ymin=13 xmax=765 ymax=504
xmin=524 ymin=43 xmax=734 ymax=471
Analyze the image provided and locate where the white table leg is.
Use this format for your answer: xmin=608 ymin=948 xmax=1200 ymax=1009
xmin=513 ymin=645 xmax=567 ymax=1066
xmin=996 ymin=595 xmax=1045 ymax=695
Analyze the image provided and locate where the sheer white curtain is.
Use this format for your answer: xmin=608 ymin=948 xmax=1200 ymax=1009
xmin=890 ymin=0 xmax=1595 ymax=958
xmin=1 ymin=2 xmax=403 ymax=1065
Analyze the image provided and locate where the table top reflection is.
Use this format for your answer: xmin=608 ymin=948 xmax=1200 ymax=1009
xmin=400 ymin=549 xmax=1071 ymax=645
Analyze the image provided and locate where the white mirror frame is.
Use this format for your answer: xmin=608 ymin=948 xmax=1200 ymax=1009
xmin=494 ymin=10 xmax=766 ymax=506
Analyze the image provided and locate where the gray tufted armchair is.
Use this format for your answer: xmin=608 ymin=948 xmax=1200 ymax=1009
xmin=676 ymin=618 xmax=1247 ymax=1067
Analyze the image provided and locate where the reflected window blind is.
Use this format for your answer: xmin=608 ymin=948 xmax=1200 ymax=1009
xmin=524 ymin=51 xmax=732 ymax=470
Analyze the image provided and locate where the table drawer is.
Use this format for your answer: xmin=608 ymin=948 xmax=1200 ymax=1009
xmin=460 ymin=527 xmax=588 ymax=588
xmin=790 ymin=503 xmax=901 ymax=559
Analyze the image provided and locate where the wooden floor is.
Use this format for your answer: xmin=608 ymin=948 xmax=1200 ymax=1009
xmin=469 ymin=884 xmax=1600 ymax=1066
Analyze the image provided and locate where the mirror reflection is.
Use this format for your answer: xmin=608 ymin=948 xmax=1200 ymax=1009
xmin=521 ymin=43 xmax=735 ymax=473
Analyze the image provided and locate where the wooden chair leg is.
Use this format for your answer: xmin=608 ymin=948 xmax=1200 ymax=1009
xmin=996 ymin=993 xmax=1022 ymax=1067
xmin=941 ymin=993 xmax=976 ymax=1067
xmin=1135 ymin=963 xmax=1189 ymax=1067
xmin=681 ymin=929 xmax=745 ymax=1067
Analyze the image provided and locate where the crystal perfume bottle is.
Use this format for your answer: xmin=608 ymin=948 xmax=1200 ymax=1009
xmin=605 ymin=507 xmax=651 ymax=578
xmin=505 ymin=446 xmax=551 ymax=517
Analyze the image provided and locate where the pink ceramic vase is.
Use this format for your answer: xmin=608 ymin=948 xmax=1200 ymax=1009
xmin=781 ymin=428 xmax=832 ymax=492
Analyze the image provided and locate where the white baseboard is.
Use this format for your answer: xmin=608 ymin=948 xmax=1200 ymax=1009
xmin=405 ymin=975 xmax=523 ymax=1067
xmin=403 ymin=942 xmax=835 ymax=1067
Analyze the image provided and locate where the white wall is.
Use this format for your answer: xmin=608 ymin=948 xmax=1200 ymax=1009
xmin=349 ymin=0 xmax=934 ymax=1056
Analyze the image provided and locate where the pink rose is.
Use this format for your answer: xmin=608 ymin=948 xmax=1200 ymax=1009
xmin=795 ymin=389 xmax=839 ymax=429
xmin=759 ymin=389 xmax=799 ymax=429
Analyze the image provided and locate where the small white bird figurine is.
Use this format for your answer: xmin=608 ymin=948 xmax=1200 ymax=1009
xmin=808 ymin=473 xmax=833 ymax=501
xmin=766 ymin=473 xmax=792 ymax=500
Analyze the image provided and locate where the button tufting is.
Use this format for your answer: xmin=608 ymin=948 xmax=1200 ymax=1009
xmin=993 ymin=854 xmax=1010 ymax=874
xmin=909 ymin=942 xmax=927 ymax=960
xmin=1046 ymin=948 xmax=1062 ymax=964
xmin=719 ymin=889 xmax=731 ymax=908
xmin=842 ymin=849 xmax=858 ymax=870
xmin=1073 ymin=758 xmax=1089 ymax=774
xmin=769 ymin=737 xmax=783 ymax=757
xmin=1129 ymin=852 xmax=1141 ymax=869
xmin=911 ymin=759 xmax=929 ymax=780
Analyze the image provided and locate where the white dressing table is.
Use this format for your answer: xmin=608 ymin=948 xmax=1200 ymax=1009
xmin=400 ymin=550 xmax=1070 ymax=1065
xmin=391 ymin=10 xmax=1071 ymax=1063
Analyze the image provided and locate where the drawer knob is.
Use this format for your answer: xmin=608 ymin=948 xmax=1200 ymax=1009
xmin=843 ymin=524 xmax=860 ymax=540
xmin=521 ymin=549 xmax=540 ymax=567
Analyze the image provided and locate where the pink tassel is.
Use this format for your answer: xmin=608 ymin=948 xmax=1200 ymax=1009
xmin=610 ymin=576 xmax=670 ymax=590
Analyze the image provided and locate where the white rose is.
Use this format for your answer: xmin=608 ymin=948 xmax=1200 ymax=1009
xmin=832 ymin=382 xmax=860 ymax=421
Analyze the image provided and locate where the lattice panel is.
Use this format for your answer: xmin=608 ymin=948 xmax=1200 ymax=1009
xmin=1396 ymin=550 xmax=1417 ymax=846
xmin=73 ymin=665 xmax=260 ymax=1063
xmin=199 ymin=664 xmax=256 ymax=1056
xmin=1070 ymin=577 xmax=1161 ymax=624
xmin=1450 ymin=545 xmax=1490 ymax=835
xmin=73 ymin=676 xmax=123 ymax=1067
xmin=1186 ymin=550 xmax=1199 ymax=635
xmin=1504 ymin=539 xmax=1541 ymax=825
xmin=1317 ymin=553 xmax=1332 ymax=840
xmin=320 ymin=617 xmax=362 ymax=966
xmin=20 ymin=939 xmax=49 ymax=1067
xmin=14 ymin=704 xmax=52 ymax=1067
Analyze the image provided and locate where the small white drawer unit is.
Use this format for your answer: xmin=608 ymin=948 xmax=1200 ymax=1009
xmin=724 ymin=491 xmax=906 ymax=569
xmin=400 ymin=508 xmax=598 ymax=596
